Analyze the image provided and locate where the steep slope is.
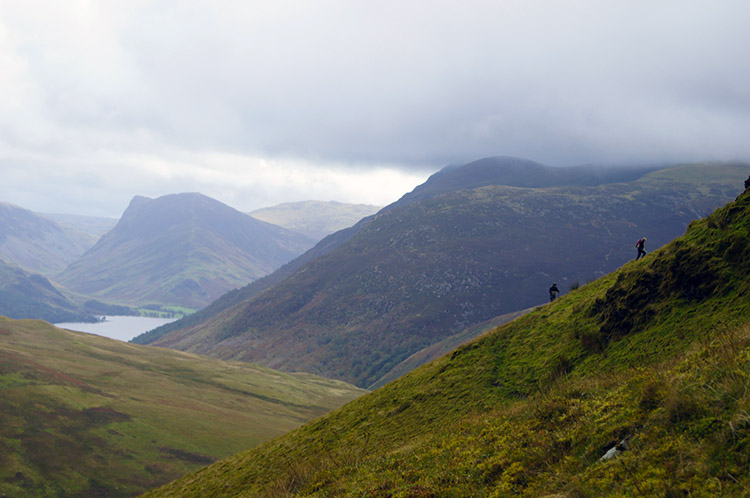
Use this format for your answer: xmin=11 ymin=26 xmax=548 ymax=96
xmin=249 ymin=200 xmax=381 ymax=241
xmin=131 ymin=216 xmax=374 ymax=346
xmin=0 ymin=260 xmax=97 ymax=323
xmin=136 ymin=157 xmax=659 ymax=346
xmin=139 ymin=162 xmax=748 ymax=388
xmin=143 ymin=186 xmax=750 ymax=497
xmin=0 ymin=317 xmax=365 ymax=498
xmin=57 ymin=193 xmax=316 ymax=308
xmin=0 ymin=201 xmax=92 ymax=274
xmin=133 ymin=157 xmax=650 ymax=346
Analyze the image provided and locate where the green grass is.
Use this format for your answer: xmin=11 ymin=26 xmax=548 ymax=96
xmin=135 ymin=304 xmax=196 ymax=319
xmin=143 ymin=188 xmax=750 ymax=497
xmin=0 ymin=319 xmax=365 ymax=497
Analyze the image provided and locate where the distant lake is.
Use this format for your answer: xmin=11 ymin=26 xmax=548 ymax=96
xmin=55 ymin=316 xmax=177 ymax=342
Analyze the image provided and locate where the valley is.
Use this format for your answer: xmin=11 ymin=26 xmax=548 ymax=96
xmin=143 ymin=179 xmax=750 ymax=497
xmin=1 ymin=156 xmax=748 ymax=497
xmin=4 ymin=4 xmax=748 ymax=496
xmin=0 ymin=196 xmax=375 ymax=323
xmin=137 ymin=159 xmax=750 ymax=389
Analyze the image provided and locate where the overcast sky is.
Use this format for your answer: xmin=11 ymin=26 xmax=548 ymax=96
xmin=1 ymin=1 xmax=749 ymax=217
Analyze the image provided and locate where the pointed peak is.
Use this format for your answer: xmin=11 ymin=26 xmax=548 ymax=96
xmin=127 ymin=195 xmax=152 ymax=209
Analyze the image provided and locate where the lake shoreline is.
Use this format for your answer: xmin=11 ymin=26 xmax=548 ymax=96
xmin=55 ymin=315 xmax=178 ymax=342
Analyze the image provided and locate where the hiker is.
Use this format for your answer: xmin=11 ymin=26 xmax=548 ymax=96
xmin=635 ymin=237 xmax=647 ymax=260
xmin=549 ymin=283 xmax=560 ymax=302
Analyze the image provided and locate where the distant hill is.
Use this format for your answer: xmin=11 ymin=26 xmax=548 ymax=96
xmin=39 ymin=212 xmax=117 ymax=248
xmin=143 ymin=176 xmax=750 ymax=498
xmin=0 ymin=201 xmax=92 ymax=274
xmin=0 ymin=259 xmax=97 ymax=323
xmin=57 ymin=193 xmax=317 ymax=308
xmin=0 ymin=316 xmax=365 ymax=498
xmin=249 ymin=200 xmax=381 ymax=241
xmin=135 ymin=159 xmax=749 ymax=388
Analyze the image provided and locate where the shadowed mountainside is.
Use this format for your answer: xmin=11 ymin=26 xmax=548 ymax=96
xmin=136 ymin=160 xmax=749 ymax=388
xmin=144 ymin=182 xmax=750 ymax=497
xmin=134 ymin=156 xmax=635 ymax=344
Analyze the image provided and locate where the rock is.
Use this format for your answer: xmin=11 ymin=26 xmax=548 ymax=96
xmin=600 ymin=439 xmax=629 ymax=461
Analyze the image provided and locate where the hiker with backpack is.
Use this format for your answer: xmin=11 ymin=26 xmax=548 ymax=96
xmin=635 ymin=237 xmax=647 ymax=260
xmin=549 ymin=283 xmax=560 ymax=302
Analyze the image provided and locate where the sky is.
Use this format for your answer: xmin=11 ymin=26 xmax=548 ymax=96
xmin=1 ymin=1 xmax=749 ymax=218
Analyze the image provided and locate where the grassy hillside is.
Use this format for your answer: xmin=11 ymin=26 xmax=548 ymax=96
xmin=0 ymin=318 xmax=365 ymax=498
xmin=143 ymin=187 xmax=750 ymax=497
xmin=142 ymin=162 xmax=748 ymax=388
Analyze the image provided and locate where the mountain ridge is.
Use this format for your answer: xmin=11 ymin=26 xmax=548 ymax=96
xmin=392 ymin=155 xmax=660 ymax=206
xmin=142 ymin=183 xmax=750 ymax=497
xmin=136 ymin=156 xmax=654 ymax=345
xmin=57 ymin=192 xmax=316 ymax=308
xmin=136 ymin=159 xmax=749 ymax=388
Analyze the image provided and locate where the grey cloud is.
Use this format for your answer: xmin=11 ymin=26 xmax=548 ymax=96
xmin=108 ymin=1 xmax=750 ymax=167
xmin=1 ymin=0 xmax=749 ymax=217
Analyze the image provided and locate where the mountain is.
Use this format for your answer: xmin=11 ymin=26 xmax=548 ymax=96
xmin=132 ymin=158 xmax=605 ymax=346
xmin=249 ymin=200 xmax=381 ymax=241
xmin=56 ymin=193 xmax=317 ymax=309
xmin=132 ymin=212 xmax=379 ymax=346
xmin=135 ymin=160 xmax=749 ymax=388
xmin=0 ymin=259 xmax=98 ymax=323
xmin=0 ymin=316 xmax=365 ymax=498
xmin=392 ymin=156 xmax=660 ymax=205
xmin=0 ymin=201 xmax=93 ymax=274
xmin=142 ymin=184 xmax=750 ymax=497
